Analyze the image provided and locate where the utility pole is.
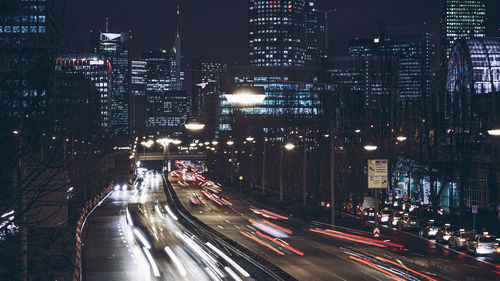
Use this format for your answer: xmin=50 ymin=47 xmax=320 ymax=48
xmin=262 ymin=138 xmax=266 ymax=195
xmin=280 ymin=148 xmax=284 ymax=201
xmin=303 ymin=140 xmax=307 ymax=206
xmin=330 ymin=120 xmax=335 ymax=227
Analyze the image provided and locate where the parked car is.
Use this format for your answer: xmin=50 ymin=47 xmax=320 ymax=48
xmin=466 ymin=234 xmax=497 ymax=255
xmin=397 ymin=215 xmax=420 ymax=230
xmin=448 ymin=230 xmax=475 ymax=249
xmin=435 ymin=224 xmax=455 ymax=243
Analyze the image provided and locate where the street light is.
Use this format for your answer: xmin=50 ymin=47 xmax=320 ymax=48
xmin=396 ymin=136 xmax=407 ymax=142
xmin=363 ymin=145 xmax=378 ymax=151
xmin=246 ymin=136 xmax=254 ymax=142
xmin=280 ymin=142 xmax=295 ymax=201
xmin=140 ymin=140 xmax=154 ymax=155
xmin=185 ymin=121 xmax=205 ymax=131
xmin=225 ymin=88 xmax=266 ymax=105
xmin=227 ymin=140 xmax=235 ymax=183
xmin=226 ymin=140 xmax=234 ymax=146
xmin=488 ymin=129 xmax=500 ymax=136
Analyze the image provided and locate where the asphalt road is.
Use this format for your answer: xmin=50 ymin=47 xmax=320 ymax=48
xmin=171 ymin=177 xmax=500 ymax=281
xmin=82 ymin=173 xmax=238 ymax=281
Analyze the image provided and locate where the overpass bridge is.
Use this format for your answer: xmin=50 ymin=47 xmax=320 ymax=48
xmin=137 ymin=152 xmax=207 ymax=161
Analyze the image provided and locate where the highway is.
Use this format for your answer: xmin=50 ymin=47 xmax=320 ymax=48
xmin=82 ymin=173 xmax=251 ymax=281
xmin=171 ymin=176 xmax=500 ymax=281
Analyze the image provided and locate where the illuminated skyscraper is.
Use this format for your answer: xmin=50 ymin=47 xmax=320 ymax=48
xmin=142 ymin=50 xmax=189 ymax=137
xmin=441 ymin=0 xmax=486 ymax=61
xmin=55 ymin=54 xmax=113 ymax=132
xmin=92 ymin=30 xmax=131 ymax=136
xmin=304 ymin=0 xmax=328 ymax=64
xmin=130 ymin=60 xmax=148 ymax=135
xmin=0 ymin=0 xmax=55 ymax=120
xmin=248 ymin=0 xmax=306 ymax=67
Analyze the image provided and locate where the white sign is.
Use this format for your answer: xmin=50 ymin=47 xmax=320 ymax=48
xmin=368 ymin=159 xmax=388 ymax=189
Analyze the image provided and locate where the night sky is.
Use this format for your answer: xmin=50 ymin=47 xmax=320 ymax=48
xmin=66 ymin=0 xmax=500 ymax=63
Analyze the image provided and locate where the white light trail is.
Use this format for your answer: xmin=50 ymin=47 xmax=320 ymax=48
xmin=206 ymin=242 xmax=250 ymax=278
xmin=143 ymin=247 xmax=160 ymax=277
xmin=164 ymin=246 xmax=187 ymax=277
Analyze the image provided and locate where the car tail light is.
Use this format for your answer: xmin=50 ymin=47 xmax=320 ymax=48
xmin=459 ymin=238 xmax=466 ymax=242
xmin=399 ymin=211 xmax=404 ymax=214
xmin=478 ymin=243 xmax=484 ymax=247
xmin=364 ymin=212 xmax=368 ymax=215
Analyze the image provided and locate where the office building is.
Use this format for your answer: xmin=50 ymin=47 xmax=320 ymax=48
xmin=142 ymin=49 xmax=190 ymax=137
xmin=0 ymin=0 xmax=54 ymax=121
xmin=248 ymin=0 xmax=306 ymax=67
xmin=304 ymin=0 xmax=328 ymax=65
xmin=385 ymin=25 xmax=440 ymax=105
xmin=191 ymin=57 xmax=227 ymax=137
xmin=55 ymin=54 xmax=113 ymax=132
xmin=441 ymin=0 xmax=486 ymax=62
xmin=92 ymin=31 xmax=131 ymax=135
xmin=219 ymin=66 xmax=326 ymax=132
xmin=130 ymin=60 xmax=148 ymax=135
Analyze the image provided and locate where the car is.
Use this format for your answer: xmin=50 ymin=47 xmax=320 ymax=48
xmin=423 ymin=219 xmax=441 ymax=238
xmin=361 ymin=208 xmax=376 ymax=221
xmin=435 ymin=224 xmax=456 ymax=243
xmin=466 ymin=234 xmax=497 ymax=255
xmin=379 ymin=209 xmax=393 ymax=224
xmin=448 ymin=230 xmax=475 ymax=249
xmin=397 ymin=215 xmax=420 ymax=230
xmin=389 ymin=210 xmax=405 ymax=227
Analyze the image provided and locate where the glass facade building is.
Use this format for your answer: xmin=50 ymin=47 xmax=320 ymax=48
xmin=219 ymin=67 xmax=325 ymax=132
xmin=55 ymin=54 xmax=113 ymax=132
xmin=92 ymin=32 xmax=131 ymax=135
xmin=248 ymin=0 xmax=306 ymax=67
xmin=441 ymin=0 xmax=486 ymax=61
xmin=304 ymin=0 xmax=328 ymax=65
xmin=142 ymin=49 xmax=190 ymax=137
xmin=130 ymin=60 xmax=148 ymax=135
xmin=0 ymin=0 xmax=54 ymax=120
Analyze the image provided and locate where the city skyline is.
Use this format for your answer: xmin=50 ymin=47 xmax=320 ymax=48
xmin=66 ymin=0 xmax=500 ymax=63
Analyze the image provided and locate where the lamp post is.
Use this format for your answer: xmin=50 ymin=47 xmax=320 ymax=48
xmin=227 ymin=140 xmax=235 ymax=184
xmin=262 ymin=138 xmax=267 ymax=195
xmin=280 ymin=142 xmax=295 ymax=201
xmin=156 ymin=138 xmax=181 ymax=172
xmin=364 ymin=144 xmax=379 ymax=228
xmin=225 ymin=86 xmax=266 ymax=189
xmin=140 ymin=140 xmax=154 ymax=156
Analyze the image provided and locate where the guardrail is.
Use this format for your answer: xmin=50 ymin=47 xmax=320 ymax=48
xmin=161 ymin=175 xmax=296 ymax=281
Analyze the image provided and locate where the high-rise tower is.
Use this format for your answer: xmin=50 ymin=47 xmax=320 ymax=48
xmin=248 ymin=0 xmax=306 ymax=67
xmin=174 ymin=0 xmax=183 ymax=90
xmin=441 ymin=0 xmax=486 ymax=62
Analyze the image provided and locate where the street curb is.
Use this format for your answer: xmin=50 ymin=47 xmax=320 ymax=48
xmin=72 ymin=182 xmax=115 ymax=281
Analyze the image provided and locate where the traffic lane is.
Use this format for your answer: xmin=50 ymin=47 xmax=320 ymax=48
xmin=126 ymin=181 xmax=214 ymax=281
xmin=172 ymin=182 xmax=392 ymax=281
xmin=304 ymin=227 xmax=500 ymax=281
xmin=173 ymin=181 xmax=500 ymax=280
xmin=84 ymin=190 xmax=159 ymax=281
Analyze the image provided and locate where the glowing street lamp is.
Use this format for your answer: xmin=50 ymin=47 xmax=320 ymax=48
xmin=185 ymin=121 xmax=205 ymax=131
xmin=488 ymin=129 xmax=500 ymax=136
xmin=246 ymin=136 xmax=254 ymax=142
xmin=396 ymin=136 xmax=407 ymax=142
xmin=226 ymin=140 xmax=234 ymax=146
xmin=364 ymin=145 xmax=378 ymax=151
xmin=284 ymin=143 xmax=295 ymax=150
xmin=225 ymin=86 xmax=266 ymax=106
